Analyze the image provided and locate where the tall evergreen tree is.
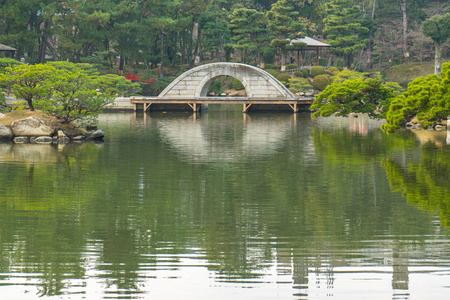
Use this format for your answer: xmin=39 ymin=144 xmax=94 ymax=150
xmin=323 ymin=0 xmax=369 ymax=68
xmin=228 ymin=8 xmax=268 ymax=64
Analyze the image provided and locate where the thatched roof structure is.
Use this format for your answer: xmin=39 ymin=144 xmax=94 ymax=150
xmin=0 ymin=44 xmax=16 ymax=51
xmin=289 ymin=36 xmax=331 ymax=50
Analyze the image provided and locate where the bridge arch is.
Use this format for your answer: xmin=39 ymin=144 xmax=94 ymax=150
xmin=158 ymin=62 xmax=295 ymax=99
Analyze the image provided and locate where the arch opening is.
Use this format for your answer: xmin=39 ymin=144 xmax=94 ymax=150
xmin=201 ymin=76 xmax=247 ymax=97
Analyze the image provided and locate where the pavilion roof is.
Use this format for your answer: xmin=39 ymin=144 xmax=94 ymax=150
xmin=0 ymin=44 xmax=16 ymax=51
xmin=289 ymin=36 xmax=331 ymax=50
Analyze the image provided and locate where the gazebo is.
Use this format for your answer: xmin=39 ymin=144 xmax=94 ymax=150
xmin=289 ymin=36 xmax=331 ymax=66
xmin=0 ymin=43 xmax=17 ymax=58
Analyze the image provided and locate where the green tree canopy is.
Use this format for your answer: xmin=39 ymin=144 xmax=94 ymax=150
xmin=323 ymin=0 xmax=369 ymax=68
xmin=382 ymin=61 xmax=450 ymax=133
xmin=310 ymin=71 xmax=402 ymax=119
xmin=421 ymin=13 xmax=450 ymax=75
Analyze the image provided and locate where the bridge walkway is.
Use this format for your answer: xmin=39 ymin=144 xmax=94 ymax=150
xmin=130 ymin=96 xmax=315 ymax=113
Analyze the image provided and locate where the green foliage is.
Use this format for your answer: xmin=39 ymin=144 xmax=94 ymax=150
xmin=312 ymin=75 xmax=330 ymax=91
xmin=263 ymin=50 xmax=275 ymax=64
xmin=0 ymin=58 xmax=22 ymax=73
xmin=11 ymin=100 xmax=27 ymax=111
xmin=326 ymin=66 xmax=340 ymax=76
xmin=294 ymin=71 xmax=304 ymax=78
xmin=311 ymin=71 xmax=402 ymax=119
xmin=208 ymin=80 xmax=222 ymax=93
xmin=228 ymin=8 xmax=268 ymax=64
xmin=265 ymin=69 xmax=279 ymax=78
xmin=34 ymin=63 xmax=140 ymax=123
xmin=301 ymin=68 xmax=310 ymax=78
xmin=288 ymin=78 xmax=312 ymax=94
xmin=287 ymin=63 xmax=298 ymax=69
xmin=0 ymin=64 xmax=56 ymax=111
xmin=276 ymin=73 xmax=292 ymax=84
xmin=382 ymin=62 xmax=450 ymax=133
xmin=421 ymin=13 xmax=450 ymax=74
xmin=310 ymin=66 xmax=325 ymax=77
xmin=0 ymin=89 xmax=6 ymax=111
xmin=323 ymin=0 xmax=369 ymax=68
xmin=232 ymin=78 xmax=244 ymax=90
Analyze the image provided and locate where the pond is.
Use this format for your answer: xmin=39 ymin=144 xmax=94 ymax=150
xmin=0 ymin=107 xmax=449 ymax=299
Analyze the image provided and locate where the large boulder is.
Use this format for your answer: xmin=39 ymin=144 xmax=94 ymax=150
xmin=11 ymin=117 xmax=54 ymax=136
xmin=0 ymin=124 xmax=13 ymax=140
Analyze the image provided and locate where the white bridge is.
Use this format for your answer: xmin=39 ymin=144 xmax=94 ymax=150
xmin=131 ymin=62 xmax=313 ymax=113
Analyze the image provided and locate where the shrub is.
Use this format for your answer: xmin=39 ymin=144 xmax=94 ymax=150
xmin=294 ymin=71 xmax=304 ymax=78
xmin=208 ymin=80 xmax=222 ymax=93
xmin=232 ymin=78 xmax=244 ymax=90
xmin=312 ymin=74 xmax=330 ymax=91
xmin=326 ymin=66 xmax=340 ymax=76
xmin=266 ymin=69 xmax=279 ymax=78
xmin=276 ymin=73 xmax=292 ymax=84
xmin=301 ymin=68 xmax=310 ymax=78
xmin=0 ymin=58 xmax=22 ymax=73
xmin=288 ymin=78 xmax=313 ymax=94
xmin=310 ymin=66 xmax=325 ymax=77
xmin=287 ymin=63 xmax=299 ymax=70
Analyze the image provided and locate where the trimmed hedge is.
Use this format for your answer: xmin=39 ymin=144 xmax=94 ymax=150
xmin=266 ymin=69 xmax=280 ymax=78
xmin=310 ymin=66 xmax=325 ymax=77
xmin=276 ymin=73 xmax=292 ymax=84
xmin=312 ymin=74 xmax=330 ymax=91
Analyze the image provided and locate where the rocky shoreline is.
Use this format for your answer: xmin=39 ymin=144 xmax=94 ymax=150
xmin=0 ymin=115 xmax=104 ymax=144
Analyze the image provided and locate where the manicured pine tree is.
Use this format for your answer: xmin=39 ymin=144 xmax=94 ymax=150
xmin=228 ymin=8 xmax=268 ymax=64
xmin=421 ymin=13 xmax=450 ymax=75
xmin=323 ymin=0 xmax=369 ymax=69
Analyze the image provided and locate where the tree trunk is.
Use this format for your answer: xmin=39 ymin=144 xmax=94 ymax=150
xmin=160 ymin=30 xmax=165 ymax=78
xmin=400 ymin=0 xmax=409 ymax=63
xmin=434 ymin=43 xmax=441 ymax=75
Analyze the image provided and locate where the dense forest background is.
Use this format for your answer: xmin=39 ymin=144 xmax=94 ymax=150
xmin=0 ymin=0 xmax=449 ymax=78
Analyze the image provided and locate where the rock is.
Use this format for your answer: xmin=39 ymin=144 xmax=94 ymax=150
xmin=34 ymin=136 xmax=53 ymax=144
xmin=11 ymin=117 xmax=54 ymax=136
xmin=435 ymin=125 xmax=446 ymax=131
xmin=73 ymin=135 xmax=85 ymax=141
xmin=0 ymin=112 xmax=5 ymax=118
xmin=13 ymin=136 xmax=28 ymax=143
xmin=85 ymin=124 xmax=98 ymax=131
xmin=0 ymin=124 xmax=13 ymax=140
xmin=413 ymin=123 xmax=422 ymax=130
xmin=56 ymin=130 xmax=70 ymax=143
xmin=405 ymin=122 xmax=414 ymax=129
xmin=86 ymin=129 xmax=104 ymax=141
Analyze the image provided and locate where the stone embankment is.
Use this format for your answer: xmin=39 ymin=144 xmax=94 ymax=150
xmin=0 ymin=115 xmax=104 ymax=143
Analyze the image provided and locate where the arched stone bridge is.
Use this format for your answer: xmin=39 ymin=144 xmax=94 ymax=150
xmin=159 ymin=62 xmax=295 ymax=99
xmin=130 ymin=62 xmax=313 ymax=113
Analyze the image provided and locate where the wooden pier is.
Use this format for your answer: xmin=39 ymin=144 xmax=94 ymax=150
xmin=130 ymin=96 xmax=314 ymax=113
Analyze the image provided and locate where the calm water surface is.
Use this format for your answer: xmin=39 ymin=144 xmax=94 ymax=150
xmin=0 ymin=108 xmax=449 ymax=299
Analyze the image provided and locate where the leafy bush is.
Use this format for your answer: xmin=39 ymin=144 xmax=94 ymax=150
xmin=232 ymin=78 xmax=244 ymax=90
xmin=276 ymin=73 xmax=292 ymax=84
xmin=287 ymin=63 xmax=298 ymax=70
xmin=288 ymin=78 xmax=313 ymax=93
xmin=326 ymin=66 xmax=340 ymax=76
xmin=266 ymin=69 xmax=279 ymax=78
xmin=311 ymin=71 xmax=403 ymax=119
xmin=382 ymin=62 xmax=450 ymax=133
xmin=0 ymin=58 xmax=22 ymax=73
xmin=294 ymin=71 xmax=304 ymax=78
xmin=312 ymin=75 xmax=330 ymax=90
xmin=301 ymin=68 xmax=310 ymax=78
xmin=310 ymin=66 xmax=325 ymax=77
xmin=208 ymin=80 xmax=222 ymax=93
